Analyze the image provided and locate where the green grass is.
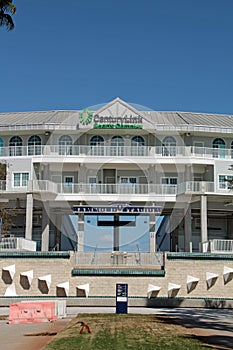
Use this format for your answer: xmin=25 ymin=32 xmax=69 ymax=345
xmin=45 ymin=314 xmax=208 ymax=350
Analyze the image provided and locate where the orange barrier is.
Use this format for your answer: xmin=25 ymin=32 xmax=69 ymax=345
xmin=9 ymin=302 xmax=57 ymax=324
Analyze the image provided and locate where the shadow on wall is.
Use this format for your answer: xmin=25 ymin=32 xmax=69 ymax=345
xmin=38 ymin=279 xmax=49 ymax=294
xmin=20 ymin=275 xmax=30 ymax=290
xmin=2 ymin=270 xmax=13 ymax=284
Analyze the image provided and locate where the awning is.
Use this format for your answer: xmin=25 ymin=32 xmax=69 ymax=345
xmin=56 ymin=282 xmax=69 ymax=296
xmin=147 ymin=284 xmax=161 ymax=299
xmin=168 ymin=283 xmax=181 ymax=297
xmin=77 ymin=283 xmax=89 ymax=298
xmin=20 ymin=270 xmax=33 ymax=286
xmin=2 ymin=264 xmax=15 ymax=280
xmin=186 ymin=275 xmax=199 ymax=293
xmin=223 ymin=266 xmax=233 ymax=284
xmin=206 ymin=272 xmax=219 ymax=288
xmin=38 ymin=274 xmax=51 ymax=290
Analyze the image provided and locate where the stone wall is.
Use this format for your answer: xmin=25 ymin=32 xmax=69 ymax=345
xmin=0 ymin=252 xmax=233 ymax=307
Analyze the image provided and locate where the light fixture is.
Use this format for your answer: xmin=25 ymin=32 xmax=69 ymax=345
xmin=45 ymin=131 xmax=50 ymax=136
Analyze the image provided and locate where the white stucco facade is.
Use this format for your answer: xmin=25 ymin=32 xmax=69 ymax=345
xmin=1 ymin=97 xmax=233 ymax=253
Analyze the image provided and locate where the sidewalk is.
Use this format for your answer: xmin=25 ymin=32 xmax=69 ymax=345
xmin=0 ymin=318 xmax=72 ymax=350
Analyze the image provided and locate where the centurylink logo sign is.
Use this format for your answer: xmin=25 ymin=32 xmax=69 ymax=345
xmin=79 ymin=110 xmax=93 ymax=125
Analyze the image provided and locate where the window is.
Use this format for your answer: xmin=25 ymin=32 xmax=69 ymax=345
xmin=0 ymin=137 xmax=4 ymax=156
xmin=161 ymin=178 xmax=177 ymax=185
xmin=131 ymin=136 xmax=145 ymax=156
xmin=162 ymin=136 xmax=176 ymax=156
xmin=90 ymin=136 xmax=104 ymax=146
xmin=9 ymin=136 xmax=23 ymax=156
xmin=63 ymin=176 xmax=74 ymax=193
xmin=219 ymin=175 xmax=233 ymax=190
xmin=59 ymin=135 xmax=73 ymax=155
xmin=90 ymin=136 xmax=104 ymax=156
xmin=64 ymin=176 xmax=74 ymax=186
xmin=120 ymin=177 xmax=137 ymax=184
xmin=13 ymin=172 xmax=29 ymax=187
xmin=213 ymin=138 xmax=225 ymax=158
xmin=28 ymin=135 xmax=42 ymax=155
xmin=89 ymin=177 xmax=97 ymax=192
xmin=231 ymin=141 xmax=233 ymax=159
xmin=110 ymin=136 xmax=124 ymax=156
xmin=89 ymin=177 xmax=97 ymax=184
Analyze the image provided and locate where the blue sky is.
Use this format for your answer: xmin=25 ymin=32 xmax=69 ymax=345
xmin=84 ymin=215 xmax=150 ymax=252
xmin=1 ymin=0 xmax=233 ymax=114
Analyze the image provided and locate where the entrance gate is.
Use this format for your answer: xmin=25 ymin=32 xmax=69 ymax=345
xmin=73 ymin=204 xmax=161 ymax=252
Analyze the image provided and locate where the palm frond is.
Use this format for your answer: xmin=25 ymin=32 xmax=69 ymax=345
xmin=0 ymin=12 xmax=14 ymax=30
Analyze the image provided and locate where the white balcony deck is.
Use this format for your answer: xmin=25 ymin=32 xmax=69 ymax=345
xmin=0 ymin=145 xmax=233 ymax=160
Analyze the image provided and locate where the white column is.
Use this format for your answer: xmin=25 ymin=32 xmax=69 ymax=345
xmin=78 ymin=213 xmax=84 ymax=252
xmin=55 ymin=213 xmax=62 ymax=250
xmin=149 ymin=214 xmax=156 ymax=252
xmin=184 ymin=205 xmax=192 ymax=252
xmin=25 ymin=193 xmax=33 ymax=241
xmin=113 ymin=214 xmax=119 ymax=251
xmin=201 ymin=195 xmax=208 ymax=245
xmin=41 ymin=203 xmax=50 ymax=251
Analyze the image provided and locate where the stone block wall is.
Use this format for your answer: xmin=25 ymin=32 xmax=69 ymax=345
xmin=0 ymin=252 xmax=233 ymax=302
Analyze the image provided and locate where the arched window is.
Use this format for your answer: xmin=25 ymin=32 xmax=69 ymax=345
xmin=9 ymin=136 xmax=23 ymax=156
xmin=131 ymin=136 xmax=145 ymax=156
xmin=90 ymin=135 xmax=104 ymax=146
xmin=90 ymin=135 xmax=104 ymax=156
xmin=231 ymin=141 xmax=233 ymax=159
xmin=213 ymin=138 xmax=225 ymax=158
xmin=28 ymin=135 xmax=42 ymax=155
xmin=162 ymin=136 xmax=176 ymax=156
xmin=59 ymin=135 xmax=73 ymax=155
xmin=0 ymin=137 xmax=4 ymax=156
xmin=111 ymin=136 xmax=124 ymax=156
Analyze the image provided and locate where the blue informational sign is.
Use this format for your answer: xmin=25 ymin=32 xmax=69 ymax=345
xmin=116 ymin=283 xmax=128 ymax=314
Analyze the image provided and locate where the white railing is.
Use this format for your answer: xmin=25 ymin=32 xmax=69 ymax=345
xmin=73 ymin=251 xmax=164 ymax=267
xmin=31 ymin=180 xmax=58 ymax=193
xmin=0 ymin=145 xmax=233 ymax=159
xmin=0 ymin=237 xmax=36 ymax=251
xmin=0 ymin=181 xmax=216 ymax=195
xmin=57 ymin=183 xmax=177 ymax=195
xmin=177 ymin=181 xmax=215 ymax=194
xmin=201 ymin=239 xmax=233 ymax=253
xmin=210 ymin=239 xmax=233 ymax=253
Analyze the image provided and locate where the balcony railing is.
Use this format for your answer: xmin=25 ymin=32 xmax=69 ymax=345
xmin=73 ymin=251 xmax=164 ymax=267
xmin=201 ymin=239 xmax=233 ymax=253
xmin=0 ymin=145 xmax=233 ymax=159
xmin=177 ymin=181 xmax=215 ymax=194
xmin=0 ymin=237 xmax=36 ymax=251
xmin=0 ymin=180 xmax=216 ymax=195
xmin=56 ymin=183 xmax=178 ymax=195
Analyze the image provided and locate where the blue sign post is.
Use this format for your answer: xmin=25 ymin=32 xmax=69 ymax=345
xmin=116 ymin=283 xmax=128 ymax=314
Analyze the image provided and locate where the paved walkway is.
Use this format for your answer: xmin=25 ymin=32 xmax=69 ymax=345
xmin=0 ymin=318 xmax=72 ymax=350
xmin=0 ymin=307 xmax=232 ymax=349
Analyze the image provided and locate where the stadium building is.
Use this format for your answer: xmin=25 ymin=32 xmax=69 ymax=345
xmin=1 ymin=97 xmax=233 ymax=255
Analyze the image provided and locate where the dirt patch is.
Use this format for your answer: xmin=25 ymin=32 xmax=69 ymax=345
xmin=24 ymin=332 xmax=57 ymax=337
